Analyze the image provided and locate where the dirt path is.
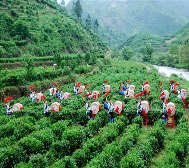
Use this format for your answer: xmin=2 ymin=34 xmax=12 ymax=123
xmin=165 ymin=37 xmax=177 ymax=44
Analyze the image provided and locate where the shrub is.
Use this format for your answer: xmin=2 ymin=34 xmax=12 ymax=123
xmin=49 ymin=140 xmax=70 ymax=159
xmin=50 ymin=120 xmax=72 ymax=140
xmin=27 ymin=153 xmax=48 ymax=168
xmin=0 ymin=145 xmax=26 ymax=168
xmin=17 ymin=137 xmax=44 ymax=156
xmin=62 ymin=126 xmax=86 ymax=153
xmin=132 ymin=116 xmax=143 ymax=128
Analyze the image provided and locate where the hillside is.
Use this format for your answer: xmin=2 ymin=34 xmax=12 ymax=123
xmin=0 ymin=0 xmax=108 ymax=58
xmin=0 ymin=59 xmax=188 ymax=167
xmin=119 ymin=33 xmax=170 ymax=54
xmin=66 ymin=0 xmax=189 ymax=47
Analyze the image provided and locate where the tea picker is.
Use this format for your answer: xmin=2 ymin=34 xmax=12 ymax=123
xmin=141 ymin=100 xmax=150 ymax=125
xmin=30 ymin=91 xmax=36 ymax=102
xmin=169 ymin=80 xmax=174 ymax=93
xmin=74 ymin=84 xmax=78 ymax=95
xmin=181 ymin=89 xmax=187 ymax=108
xmin=43 ymin=100 xmax=50 ymax=117
xmin=108 ymin=100 xmax=114 ymax=123
xmin=102 ymin=84 xmax=105 ymax=94
xmin=84 ymin=99 xmax=92 ymax=120
xmin=114 ymin=101 xmax=123 ymax=116
xmin=126 ymin=80 xmax=131 ymax=90
xmin=135 ymin=98 xmax=142 ymax=116
xmin=167 ymin=102 xmax=176 ymax=128
xmin=162 ymin=99 xmax=167 ymax=123
xmin=104 ymin=97 xmax=109 ymax=111
xmin=91 ymin=101 xmax=101 ymax=120
xmin=5 ymin=97 xmax=13 ymax=116
xmin=177 ymin=88 xmax=182 ymax=99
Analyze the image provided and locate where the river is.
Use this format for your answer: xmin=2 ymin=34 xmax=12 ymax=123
xmin=153 ymin=65 xmax=189 ymax=81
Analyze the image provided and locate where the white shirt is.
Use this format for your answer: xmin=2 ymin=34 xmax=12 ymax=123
xmin=108 ymin=103 xmax=114 ymax=111
xmin=74 ymin=86 xmax=78 ymax=93
xmin=49 ymin=88 xmax=53 ymax=96
xmin=137 ymin=102 xmax=142 ymax=111
xmin=124 ymin=91 xmax=129 ymax=97
xmin=142 ymin=85 xmax=144 ymax=92
xmin=60 ymin=93 xmax=64 ymax=100
xmin=127 ymin=83 xmax=130 ymax=90
xmin=177 ymin=90 xmax=182 ymax=99
xmin=163 ymin=103 xmax=167 ymax=112
xmin=86 ymin=103 xmax=91 ymax=111
xmin=6 ymin=104 xmax=12 ymax=113
xmin=44 ymin=103 xmax=50 ymax=113
xmin=102 ymin=86 xmax=105 ymax=92
xmin=31 ymin=93 xmax=36 ymax=102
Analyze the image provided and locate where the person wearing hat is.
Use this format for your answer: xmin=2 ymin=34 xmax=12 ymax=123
xmin=162 ymin=99 xmax=167 ymax=123
xmin=43 ymin=100 xmax=50 ymax=117
xmin=108 ymin=100 xmax=114 ymax=123
xmin=5 ymin=102 xmax=13 ymax=116
xmin=136 ymin=98 xmax=142 ymax=116
xmin=102 ymin=84 xmax=105 ymax=94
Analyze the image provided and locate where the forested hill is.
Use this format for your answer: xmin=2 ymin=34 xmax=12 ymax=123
xmin=66 ymin=0 xmax=189 ymax=47
xmin=0 ymin=0 xmax=108 ymax=58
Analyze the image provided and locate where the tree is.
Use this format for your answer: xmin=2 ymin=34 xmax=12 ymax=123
xmin=122 ymin=46 xmax=133 ymax=60
xmin=60 ymin=0 xmax=65 ymax=6
xmin=74 ymin=0 xmax=82 ymax=21
xmin=170 ymin=45 xmax=179 ymax=56
xmin=23 ymin=55 xmax=34 ymax=80
xmin=12 ymin=20 xmax=30 ymax=39
xmin=86 ymin=14 xmax=92 ymax=29
xmin=85 ymin=52 xmax=91 ymax=63
xmin=145 ymin=44 xmax=154 ymax=59
xmin=94 ymin=19 xmax=99 ymax=34
xmin=54 ymin=53 xmax=61 ymax=68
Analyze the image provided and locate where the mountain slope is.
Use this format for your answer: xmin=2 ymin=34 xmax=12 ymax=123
xmin=66 ymin=0 xmax=189 ymax=47
xmin=0 ymin=0 xmax=108 ymax=58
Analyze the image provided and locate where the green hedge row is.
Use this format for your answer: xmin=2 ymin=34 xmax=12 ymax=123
xmin=120 ymin=119 xmax=166 ymax=167
xmin=85 ymin=123 xmax=140 ymax=168
xmin=50 ymin=116 xmax=129 ymax=168
xmin=157 ymin=118 xmax=189 ymax=167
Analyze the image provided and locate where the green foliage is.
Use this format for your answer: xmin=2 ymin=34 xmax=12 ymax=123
xmin=53 ymin=53 xmax=61 ymax=68
xmin=145 ymin=44 xmax=154 ymax=59
xmin=17 ymin=137 xmax=44 ymax=156
xmin=62 ymin=126 xmax=86 ymax=153
xmin=132 ymin=116 xmax=143 ymax=128
xmin=12 ymin=20 xmax=30 ymax=39
xmin=22 ymin=55 xmax=34 ymax=80
xmin=122 ymin=46 xmax=133 ymax=60
xmin=85 ymin=52 xmax=90 ymax=63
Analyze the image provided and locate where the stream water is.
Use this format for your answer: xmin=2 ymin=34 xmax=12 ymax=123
xmin=153 ymin=65 xmax=189 ymax=81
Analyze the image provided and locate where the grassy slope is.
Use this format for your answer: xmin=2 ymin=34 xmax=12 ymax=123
xmin=0 ymin=0 xmax=107 ymax=58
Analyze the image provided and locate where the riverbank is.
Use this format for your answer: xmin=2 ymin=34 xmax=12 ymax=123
xmin=153 ymin=65 xmax=189 ymax=81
